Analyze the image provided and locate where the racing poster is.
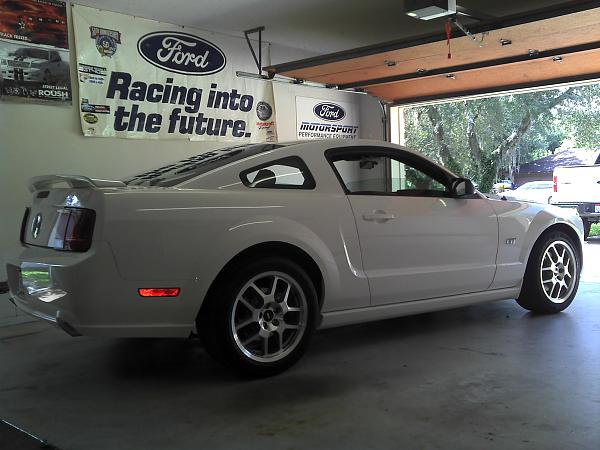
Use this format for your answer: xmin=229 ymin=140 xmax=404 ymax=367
xmin=296 ymin=96 xmax=359 ymax=140
xmin=72 ymin=5 xmax=277 ymax=142
xmin=0 ymin=0 xmax=71 ymax=104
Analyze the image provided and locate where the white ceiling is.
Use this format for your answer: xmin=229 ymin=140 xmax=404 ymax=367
xmin=76 ymin=0 xmax=569 ymax=56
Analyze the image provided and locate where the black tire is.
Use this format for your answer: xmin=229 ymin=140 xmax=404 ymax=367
xmin=517 ymin=231 xmax=581 ymax=313
xmin=198 ymin=256 xmax=318 ymax=377
xmin=583 ymin=221 xmax=591 ymax=241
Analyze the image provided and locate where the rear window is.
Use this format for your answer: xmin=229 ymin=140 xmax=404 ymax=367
xmin=240 ymin=156 xmax=315 ymax=189
xmin=124 ymin=143 xmax=284 ymax=187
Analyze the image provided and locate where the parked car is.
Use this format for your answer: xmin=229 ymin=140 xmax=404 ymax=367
xmin=492 ymin=179 xmax=515 ymax=193
xmin=503 ymin=180 xmax=554 ymax=204
xmin=551 ymin=163 xmax=600 ymax=240
xmin=5 ymin=140 xmax=584 ymax=375
xmin=0 ymin=47 xmax=69 ymax=84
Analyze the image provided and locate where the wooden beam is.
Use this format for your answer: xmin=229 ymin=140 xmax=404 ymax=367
xmin=362 ymin=48 xmax=600 ymax=103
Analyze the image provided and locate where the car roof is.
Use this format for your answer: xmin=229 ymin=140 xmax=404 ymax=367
xmin=123 ymin=139 xmax=449 ymax=188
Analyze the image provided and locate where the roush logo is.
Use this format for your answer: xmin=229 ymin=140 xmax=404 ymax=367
xmin=313 ymin=102 xmax=345 ymax=122
xmin=137 ymin=32 xmax=226 ymax=76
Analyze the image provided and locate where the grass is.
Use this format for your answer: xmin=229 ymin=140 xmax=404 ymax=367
xmin=591 ymin=223 xmax=600 ymax=237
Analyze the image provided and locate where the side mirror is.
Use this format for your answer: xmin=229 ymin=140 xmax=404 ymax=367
xmin=450 ymin=178 xmax=475 ymax=197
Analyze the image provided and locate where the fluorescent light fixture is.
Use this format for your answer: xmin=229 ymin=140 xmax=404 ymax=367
xmin=404 ymin=0 xmax=456 ymax=20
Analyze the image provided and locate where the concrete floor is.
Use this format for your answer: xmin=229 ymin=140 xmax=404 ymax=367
xmin=1 ymin=242 xmax=599 ymax=450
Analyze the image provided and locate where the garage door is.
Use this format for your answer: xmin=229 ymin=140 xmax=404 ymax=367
xmin=265 ymin=2 xmax=600 ymax=104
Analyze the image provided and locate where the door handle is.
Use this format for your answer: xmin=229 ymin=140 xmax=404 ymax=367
xmin=362 ymin=211 xmax=395 ymax=221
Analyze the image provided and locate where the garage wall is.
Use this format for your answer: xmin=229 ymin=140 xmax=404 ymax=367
xmin=273 ymin=84 xmax=383 ymax=141
xmin=0 ymin=4 xmax=383 ymax=291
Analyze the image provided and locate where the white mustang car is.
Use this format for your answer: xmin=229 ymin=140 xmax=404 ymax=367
xmin=5 ymin=140 xmax=584 ymax=375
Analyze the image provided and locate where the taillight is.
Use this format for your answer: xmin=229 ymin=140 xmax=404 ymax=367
xmin=553 ymin=175 xmax=557 ymax=193
xmin=49 ymin=208 xmax=96 ymax=252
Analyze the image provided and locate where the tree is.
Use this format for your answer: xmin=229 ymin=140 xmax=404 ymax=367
xmin=402 ymin=84 xmax=600 ymax=192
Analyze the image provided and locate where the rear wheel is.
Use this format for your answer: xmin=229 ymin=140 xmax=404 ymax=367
xmin=517 ymin=231 xmax=581 ymax=313
xmin=199 ymin=257 xmax=318 ymax=376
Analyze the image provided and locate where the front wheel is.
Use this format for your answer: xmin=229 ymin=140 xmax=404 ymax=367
xmin=199 ymin=257 xmax=318 ymax=376
xmin=517 ymin=231 xmax=581 ymax=313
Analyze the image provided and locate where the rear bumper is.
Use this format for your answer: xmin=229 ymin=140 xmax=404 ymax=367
xmin=552 ymin=202 xmax=600 ymax=221
xmin=6 ymin=293 xmax=81 ymax=336
xmin=5 ymin=242 xmax=196 ymax=338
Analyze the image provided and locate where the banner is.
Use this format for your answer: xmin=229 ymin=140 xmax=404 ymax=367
xmin=72 ymin=5 xmax=277 ymax=142
xmin=296 ymin=96 xmax=359 ymax=140
xmin=0 ymin=0 xmax=71 ymax=104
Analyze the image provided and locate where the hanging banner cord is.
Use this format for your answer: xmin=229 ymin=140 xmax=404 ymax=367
xmin=244 ymin=26 xmax=265 ymax=74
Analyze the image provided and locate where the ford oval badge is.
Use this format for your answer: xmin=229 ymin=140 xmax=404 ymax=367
xmin=137 ymin=32 xmax=227 ymax=76
xmin=313 ymin=102 xmax=346 ymax=122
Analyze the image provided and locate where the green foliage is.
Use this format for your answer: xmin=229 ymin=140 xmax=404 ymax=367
xmin=402 ymin=84 xmax=600 ymax=192
xmin=557 ymin=85 xmax=600 ymax=149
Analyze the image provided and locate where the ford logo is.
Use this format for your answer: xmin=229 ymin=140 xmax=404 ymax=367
xmin=313 ymin=102 xmax=345 ymax=122
xmin=137 ymin=32 xmax=226 ymax=76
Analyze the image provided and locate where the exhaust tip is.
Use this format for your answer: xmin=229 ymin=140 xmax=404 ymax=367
xmin=56 ymin=316 xmax=82 ymax=337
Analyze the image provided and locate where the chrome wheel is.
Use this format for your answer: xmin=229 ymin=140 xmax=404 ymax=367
xmin=231 ymin=271 xmax=308 ymax=363
xmin=540 ymin=240 xmax=577 ymax=304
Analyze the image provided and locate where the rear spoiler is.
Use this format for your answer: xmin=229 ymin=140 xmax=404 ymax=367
xmin=29 ymin=175 xmax=126 ymax=192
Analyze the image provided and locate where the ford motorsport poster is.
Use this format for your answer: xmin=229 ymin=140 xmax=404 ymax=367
xmin=0 ymin=0 xmax=71 ymax=104
xmin=72 ymin=5 xmax=277 ymax=142
xmin=296 ymin=96 xmax=359 ymax=140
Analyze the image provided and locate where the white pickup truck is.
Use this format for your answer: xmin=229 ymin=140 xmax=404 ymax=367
xmin=551 ymin=159 xmax=600 ymax=240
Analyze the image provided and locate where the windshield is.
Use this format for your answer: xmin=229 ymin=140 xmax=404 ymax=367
xmin=124 ymin=143 xmax=284 ymax=187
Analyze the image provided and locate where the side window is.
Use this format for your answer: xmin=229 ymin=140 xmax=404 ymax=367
xmin=391 ymin=160 xmax=448 ymax=195
xmin=332 ymin=156 xmax=388 ymax=193
xmin=330 ymin=150 xmax=450 ymax=197
xmin=240 ymin=156 xmax=315 ymax=189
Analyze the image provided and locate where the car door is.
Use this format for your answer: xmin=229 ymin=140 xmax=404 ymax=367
xmin=328 ymin=146 xmax=499 ymax=306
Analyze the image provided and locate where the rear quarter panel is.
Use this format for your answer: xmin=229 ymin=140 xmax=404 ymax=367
xmin=100 ymin=187 xmax=370 ymax=320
